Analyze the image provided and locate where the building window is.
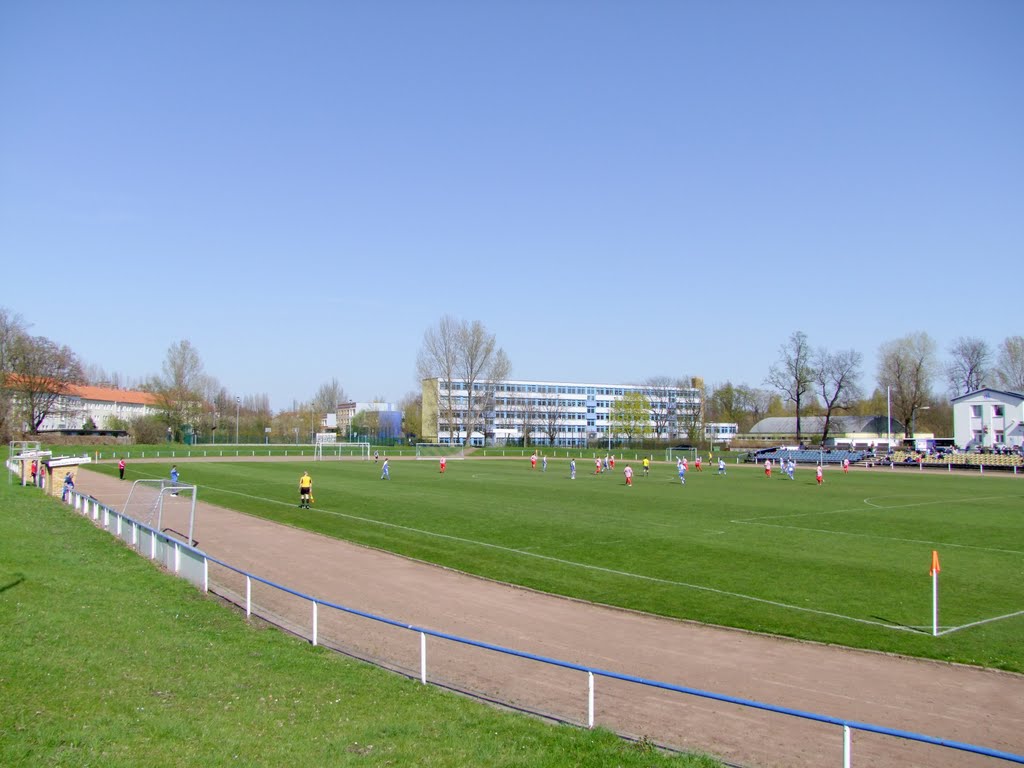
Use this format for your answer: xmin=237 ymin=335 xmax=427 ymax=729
xmin=995 ymin=431 xmax=1005 ymax=444
xmin=993 ymin=405 xmax=1004 ymax=417
xmin=971 ymin=405 xmax=982 ymax=417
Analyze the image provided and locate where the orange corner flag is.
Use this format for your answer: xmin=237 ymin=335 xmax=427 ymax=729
xmin=930 ymin=550 xmax=940 ymax=576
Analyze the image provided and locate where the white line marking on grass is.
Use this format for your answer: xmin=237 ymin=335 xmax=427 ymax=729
xmin=196 ymin=483 xmax=922 ymax=633
xmin=732 ymin=495 xmax=1024 ymax=555
xmin=735 ymin=520 xmax=1024 ymax=556
xmin=937 ymin=609 xmax=1024 ymax=636
xmin=734 ymin=494 xmax=1016 ymax=523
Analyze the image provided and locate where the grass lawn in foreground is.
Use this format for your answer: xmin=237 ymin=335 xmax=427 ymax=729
xmin=89 ymin=457 xmax=1024 ymax=673
xmin=0 ymin=480 xmax=719 ymax=768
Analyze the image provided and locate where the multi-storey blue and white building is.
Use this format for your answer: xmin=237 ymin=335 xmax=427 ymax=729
xmin=422 ymin=377 xmax=703 ymax=447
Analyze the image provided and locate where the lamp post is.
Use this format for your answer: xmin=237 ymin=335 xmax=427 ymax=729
xmin=235 ymin=397 xmax=240 ymax=444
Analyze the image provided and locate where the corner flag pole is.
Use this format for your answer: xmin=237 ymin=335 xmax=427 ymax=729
xmin=930 ymin=550 xmax=941 ymax=636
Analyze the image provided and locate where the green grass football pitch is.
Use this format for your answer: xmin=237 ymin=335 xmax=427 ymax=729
xmin=93 ymin=457 xmax=1024 ymax=673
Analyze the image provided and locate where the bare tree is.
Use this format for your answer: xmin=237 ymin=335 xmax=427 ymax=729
xmin=765 ymin=331 xmax=815 ymax=442
xmin=149 ymin=339 xmax=211 ymax=439
xmin=642 ymin=376 xmax=677 ymax=439
xmin=312 ymin=378 xmax=346 ymax=420
xmin=993 ymin=335 xmax=1024 ymax=392
xmin=671 ymin=377 xmax=705 ymax=445
xmin=877 ymin=332 xmax=937 ymax=437
xmin=813 ymin=348 xmax=863 ymax=444
xmin=7 ymin=334 xmax=84 ymax=433
xmin=537 ymin=398 xmax=565 ymax=446
xmin=417 ymin=316 xmax=510 ymax=445
xmin=458 ymin=320 xmax=510 ymax=445
xmin=416 ymin=315 xmax=461 ymax=442
xmin=946 ymin=336 xmax=991 ymax=396
xmin=0 ymin=309 xmax=29 ymax=440
xmin=731 ymin=384 xmax=772 ymax=431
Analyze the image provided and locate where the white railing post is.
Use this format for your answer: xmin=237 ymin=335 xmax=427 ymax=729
xmin=312 ymin=601 xmax=318 ymax=646
xmin=843 ymin=724 xmax=851 ymax=768
xmin=246 ymin=576 xmax=252 ymax=617
xmin=174 ymin=541 xmax=181 ymax=573
xmin=420 ymin=632 xmax=427 ymax=684
xmin=588 ymin=671 xmax=595 ymax=728
xmin=203 ymin=556 xmax=209 ymax=593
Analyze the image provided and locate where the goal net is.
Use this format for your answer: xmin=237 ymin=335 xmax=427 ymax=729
xmin=314 ymin=438 xmax=371 ymax=460
xmin=415 ymin=443 xmax=465 ymax=460
xmin=122 ymin=478 xmax=199 ymax=544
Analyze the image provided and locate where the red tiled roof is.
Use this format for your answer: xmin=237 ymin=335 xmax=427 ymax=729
xmin=64 ymin=383 xmax=161 ymax=406
xmin=4 ymin=375 xmax=160 ymax=406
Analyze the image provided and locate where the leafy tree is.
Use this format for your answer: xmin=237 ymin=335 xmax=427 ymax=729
xmin=946 ymin=336 xmax=990 ymax=396
xmin=993 ymin=335 xmax=1024 ymax=392
xmin=130 ymin=414 xmax=166 ymax=444
xmin=765 ymin=331 xmax=814 ymax=441
xmin=877 ymin=332 xmax=937 ymax=438
xmin=397 ymin=391 xmax=422 ymax=442
xmin=610 ymin=391 xmax=650 ymax=443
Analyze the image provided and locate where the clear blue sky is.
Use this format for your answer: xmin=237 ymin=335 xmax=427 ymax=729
xmin=2 ymin=1 xmax=1021 ymax=411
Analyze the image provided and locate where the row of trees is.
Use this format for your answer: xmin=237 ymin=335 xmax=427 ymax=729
xmin=709 ymin=331 xmax=1024 ymax=443
xmin=5 ymin=303 xmax=1023 ymax=448
xmin=0 ymin=306 xmax=367 ymax=445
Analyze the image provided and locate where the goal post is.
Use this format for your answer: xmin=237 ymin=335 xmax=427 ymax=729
xmin=415 ymin=443 xmax=465 ymax=460
xmin=314 ymin=437 xmax=371 ymax=460
xmin=665 ymin=446 xmax=698 ymax=463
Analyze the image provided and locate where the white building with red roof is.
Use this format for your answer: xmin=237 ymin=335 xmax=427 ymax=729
xmin=36 ymin=383 xmax=162 ymax=431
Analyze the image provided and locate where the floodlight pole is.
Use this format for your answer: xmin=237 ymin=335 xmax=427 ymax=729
xmin=886 ymin=387 xmax=891 ymax=449
xmin=235 ymin=397 xmax=240 ymax=444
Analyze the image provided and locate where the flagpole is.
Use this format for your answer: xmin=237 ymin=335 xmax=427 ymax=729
xmin=930 ymin=550 xmax=940 ymax=636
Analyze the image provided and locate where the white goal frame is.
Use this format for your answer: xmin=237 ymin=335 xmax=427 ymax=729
xmin=415 ymin=443 xmax=465 ymax=460
xmin=665 ymin=447 xmax=699 ymax=463
xmin=314 ymin=440 xmax=371 ymax=461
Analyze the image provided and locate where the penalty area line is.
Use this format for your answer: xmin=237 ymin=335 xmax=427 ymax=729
xmin=935 ymin=609 xmax=1024 ymax=636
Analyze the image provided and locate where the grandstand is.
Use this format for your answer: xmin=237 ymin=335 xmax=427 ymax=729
xmin=746 ymin=448 xmax=868 ymax=466
xmin=890 ymin=449 xmax=1023 ymax=471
